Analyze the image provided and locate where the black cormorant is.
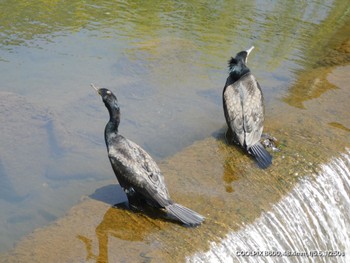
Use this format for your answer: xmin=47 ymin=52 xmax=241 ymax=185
xmin=222 ymin=46 xmax=272 ymax=169
xmin=91 ymin=84 xmax=204 ymax=226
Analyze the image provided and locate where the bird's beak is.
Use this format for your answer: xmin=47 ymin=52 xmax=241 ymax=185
xmin=245 ymin=46 xmax=254 ymax=63
xmin=246 ymin=46 xmax=255 ymax=56
xmin=90 ymin=83 xmax=101 ymax=95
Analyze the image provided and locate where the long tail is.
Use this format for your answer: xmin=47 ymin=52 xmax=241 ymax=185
xmin=166 ymin=203 xmax=205 ymax=227
xmin=249 ymin=142 xmax=272 ymax=169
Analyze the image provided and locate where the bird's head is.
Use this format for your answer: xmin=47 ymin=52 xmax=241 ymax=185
xmin=236 ymin=46 xmax=254 ymax=64
xmin=91 ymin=83 xmax=118 ymax=106
xmin=91 ymin=83 xmax=120 ymax=123
xmin=228 ymin=46 xmax=254 ymax=76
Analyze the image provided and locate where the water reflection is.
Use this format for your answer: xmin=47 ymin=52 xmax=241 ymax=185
xmin=328 ymin=122 xmax=350 ymax=132
xmin=283 ymin=34 xmax=350 ymax=109
xmin=222 ymin=161 xmax=240 ymax=193
xmin=216 ymin=130 xmax=245 ymax=193
xmin=1 ymin=0 xmax=347 ymax=70
xmin=77 ymin=206 xmax=160 ymax=263
xmin=283 ymin=16 xmax=350 ymax=109
xmin=77 ymin=185 xmax=164 ymax=262
xmin=283 ymin=67 xmax=338 ymax=109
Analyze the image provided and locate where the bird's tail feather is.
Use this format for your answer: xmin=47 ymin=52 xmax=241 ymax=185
xmin=166 ymin=203 xmax=204 ymax=226
xmin=250 ymin=142 xmax=272 ymax=169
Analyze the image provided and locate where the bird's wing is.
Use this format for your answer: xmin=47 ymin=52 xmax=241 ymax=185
xmin=223 ymin=81 xmax=245 ymax=146
xmin=108 ymin=136 xmax=171 ymax=207
xmin=240 ymin=74 xmax=264 ymax=148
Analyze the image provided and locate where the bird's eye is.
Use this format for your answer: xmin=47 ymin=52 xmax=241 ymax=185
xmin=106 ymin=90 xmax=111 ymax=95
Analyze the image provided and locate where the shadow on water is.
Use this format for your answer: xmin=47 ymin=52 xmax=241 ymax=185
xmin=89 ymin=184 xmax=127 ymax=206
xmin=89 ymin=184 xmax=191 ymax=226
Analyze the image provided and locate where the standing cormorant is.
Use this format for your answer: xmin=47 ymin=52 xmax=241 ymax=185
xmin=222 ymin=46 xmax=272 ymax=169
xmin=91 ymin=84 xmax=204 ymax=226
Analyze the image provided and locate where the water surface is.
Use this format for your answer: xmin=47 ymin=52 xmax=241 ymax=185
xmin=0 ymin=0 xmax=350 ymax=259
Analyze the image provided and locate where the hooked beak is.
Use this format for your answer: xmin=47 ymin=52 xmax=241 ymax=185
xmin=245 ymin=46 xmax=254 ymax=63
xmin=246 ymin=46 xmax=254 ymax=56
xmin=90 ymin=83 xmax=101 ymax=95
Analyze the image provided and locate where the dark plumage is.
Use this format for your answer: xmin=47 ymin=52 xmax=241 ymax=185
xmin=91 ymin=84 xmax=204 ymax=226
xmin=222 ymin=46 xmax=272 ymax=169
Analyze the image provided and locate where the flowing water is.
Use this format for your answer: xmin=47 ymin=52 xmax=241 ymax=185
xmin=188 ymin=151 xmax=350 ymax=262
xmin=0 ymin=0 xmax=350 ymax=262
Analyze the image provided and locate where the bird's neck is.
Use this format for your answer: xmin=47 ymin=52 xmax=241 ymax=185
xmin=104 ymin=101 xmax=120 ymax=134
xmin=228 ymin=63 xmax=250 ymax=82
xmin=104 ymin=117 xmax=119 ymax=148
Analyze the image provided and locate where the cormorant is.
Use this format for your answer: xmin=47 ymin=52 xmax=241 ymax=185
xmin=91 ymin=84 xmax=204 ymax=226
xmin=222 ymin=46 xmax=272 ymax=169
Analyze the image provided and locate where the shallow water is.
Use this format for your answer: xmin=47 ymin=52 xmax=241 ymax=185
xmin=0 ymin=0 xmax=350 ymax=259
xmin=2 ymin=69 xmax=350 ymax=261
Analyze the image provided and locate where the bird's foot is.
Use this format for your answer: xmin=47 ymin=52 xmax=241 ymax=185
xmin=124 ymin=190 xmax=149 ymax=212
xmin=261 ymin=133 xmax=279 ymax=152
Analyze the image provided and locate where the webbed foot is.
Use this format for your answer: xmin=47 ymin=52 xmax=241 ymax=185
xmin=261 ymin=133 xmax=279 ymax=152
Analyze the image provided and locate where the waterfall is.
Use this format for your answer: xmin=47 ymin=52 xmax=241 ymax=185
xmin=188 ymin=150 xmax=350 ymax=263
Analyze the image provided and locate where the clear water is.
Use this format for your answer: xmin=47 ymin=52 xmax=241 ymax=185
xmin=0 ymin=0 xmax=350 ymax=258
